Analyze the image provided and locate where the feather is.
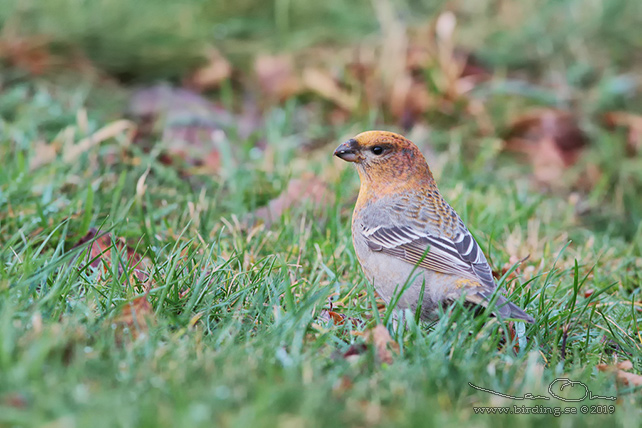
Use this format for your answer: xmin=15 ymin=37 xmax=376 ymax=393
xmin=362 ymin=224 xmax=495 ymax=289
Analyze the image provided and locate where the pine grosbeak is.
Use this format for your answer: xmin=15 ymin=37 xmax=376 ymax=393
xmin=334 ymin=131 xmax=534 ymax=323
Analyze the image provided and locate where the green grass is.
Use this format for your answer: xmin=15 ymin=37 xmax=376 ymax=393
xmin=1 ymin=0 xmax=642 ymax=426
xmin=1 ymin=81 xmax=641 ymax=427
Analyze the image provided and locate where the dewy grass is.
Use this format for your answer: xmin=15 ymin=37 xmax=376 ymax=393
xmin=1 ymin=88 xmax=640 ymax=426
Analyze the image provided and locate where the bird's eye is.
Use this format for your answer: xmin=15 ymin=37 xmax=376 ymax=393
xmin=371 ymin=146 xmax=384 ymax=155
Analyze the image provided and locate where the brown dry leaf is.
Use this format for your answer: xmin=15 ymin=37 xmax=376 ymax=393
xmin=111 ymin=295 xmax=154 ymax=341
xmin=533 ymin=137 xmax=569 ymax=185
xmin=302 ymin=68 xmax=358 ymax=111
xmin=505 ymin=109 xmax=588 ymax=164
xmin=346 ymin=46 xmax=379 ymax=111
xmin=29 ymin=120 xmax=135 ymax=171
xmin=0 ymin=33 xmax=53 ymax=75
xmin=615 ymin=371 xmax=642 ymax=387
xmin=616 ymin=361 xmax=634 ymax=371
xmin=29 ymin=140 xmax=59 ymax=170
xmin=319 ymin=306 xmax=366 ymax=329
xmin=327 ymin=311 xmax=346 ymax=325
xmin=251 ymin=173 xmax=333 ymax=226
xmin=406 ymin=81 xmax=432 ymax=120
xmin=73 ymin=228 xmax=150 ymax=284
xmin=364 ymin=324 xmax=399 ymax=365
xmin=492 ymin=255 xmax=529 ymax=283
xmin=388 ymin=73 xmax=413 ymax=120
xmin=502 ymin=321 xmax=523 ymax=354
xmin=234 ymin=11 xmax=489 ymax=127
xmin=458 ymin=51 xmax=491 ymax=80
xmin=129 ymin=85 xmax=232 ymax=121
xmin=255 ymin=54 xmax=301 ymax=101
xmin=504 ymin=109 xmax=588 ymax=186
xmin=342 ymin=343 xmax=368 ymax=359
xmin=129 ymin=85 xmax=233 ymax=173
xmin=2 ymin=392 xmax=29 ymax=409
xmin=318 ymin=309 xmax=346 ymax=326
xmin=332 ymin=376 xmax=354 ymax=395
xmin=597 ymin=360 xmax=642 ymax=387
xmin=603 ymin=111 xmax=642 ymax=156
xmin=435 ymin=11 xmax=461 ymax=99
xmin=62 ymin=120 xmax=136 ymax=164
xmin=411 ymin=13 xmax=489 ymax=102
xmin=343 ymin=11 xmax=488 ymax=126
xmin=573 ymin=162 xmax=603 ymax=193
xmin=328 ymin=107 xmax=352 ymax=126
xmin=185 ymin=48 xmax=231 ymax=91
xmin=373 ymin=0 xmax=409 ymax=100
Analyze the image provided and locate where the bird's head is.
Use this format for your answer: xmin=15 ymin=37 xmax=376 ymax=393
xmin=334 ymin=131 xmax=434 ymax=193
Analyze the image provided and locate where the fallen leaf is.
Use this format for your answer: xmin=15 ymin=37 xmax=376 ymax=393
xmin=28 ymin=120 xmax=135 ymax=171
xmin=318 ymin=306 xmax=366 ymax=330
xmin=342 ymin=343 xmax=368 ymax=359
xmin=503 ymin=321 xmax=522 ymax=354
xmin=327 ymin=311 xmax=346 ymax=325
xmin=185 ymin=48 xmax=232 ymax=91
xmin=72 ymin=228 xmax=150 ymax=284
xmin=364 ymin=324 xmax=399 ymax=365
xmin=492 ymin=254 xmax=529 ymax=281
xmin=504 ymin=109 xmax=589 ymax=186
xmin=405 ymin=81 xmax=432 ymax=121
xmin=254 ymin=54 xmax=301 ymax=101
xmin=318 ymin=309 xmax=346 ymax=325
xmin=346 ymin=12 xmax=488 ymax=126
xmin=597 ymin=360 xmax=642 ymax=387
xmin=129 ymin=85 xmax=235 ymax=173
xmin=505 ymin=109 xmax=588 ymax=164
xmin=62 ymin=120 xmax=136 ymax=164
xmin=332 ymin=376 xmax=354 ymax=395
xmin=2 ymin=392 xmax=29 ymax=409
xmin=251 ymin=173 xmax=333 ymax=226
xmin=29 ymin=140 xmax=59 ymax=170
xmin=346 ymin=46 xmax=379 ymax=111
xmin=457 ymin=51 xmax=491 ymax=80
xmin=573 ymin=162 xmax=603 ymax=193
xmin=111 ymin=295 xmax=154 ymax=341
xmin=360 ymin=400 xmax=383 ymax=426
xmin=0 ymin=32 xmax=53 ymax=75
xmin=435 ymin=11 xmax=460 ymax=98
xmin=615 ymin=371 xmax=642 ymax=386
xmin=302 ymin=68 xmax=357 ymax=111
xmin=388 ymin=73 xmax=413 ymax=120
xmin=617 ymin=360 xmax=633 ymax=371
xmin=603 ymin=111 xmax=642 ymax=156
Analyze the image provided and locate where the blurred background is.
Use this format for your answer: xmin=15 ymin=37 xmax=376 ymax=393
xmin=1 ymin=0 xmax=641 ymax=236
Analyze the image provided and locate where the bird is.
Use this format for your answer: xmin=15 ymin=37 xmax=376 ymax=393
xmin=334 ymin=130 xmax=534 ymax=323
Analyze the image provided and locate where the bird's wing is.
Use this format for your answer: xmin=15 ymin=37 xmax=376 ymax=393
xmin=361 ymin=220 xmax=535 ymax=323
xmin=359 ymin=221 xmax=534 ymax=322
xmin=361 ymin=223 xmax=496 ymax=289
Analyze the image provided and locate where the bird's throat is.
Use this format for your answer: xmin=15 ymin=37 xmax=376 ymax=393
xmin=354 ymin=164 xmax=437 ymax=213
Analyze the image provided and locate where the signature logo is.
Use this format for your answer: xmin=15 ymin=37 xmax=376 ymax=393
xmin=469 ymin=379 xmax=616 ymax=402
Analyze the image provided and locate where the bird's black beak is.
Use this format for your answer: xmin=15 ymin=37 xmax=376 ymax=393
xmin=333 ymin=139 xmax=360 ymax=162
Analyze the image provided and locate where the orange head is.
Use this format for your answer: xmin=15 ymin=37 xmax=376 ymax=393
xmin=334 ymin=131 xmax=435 ymax=199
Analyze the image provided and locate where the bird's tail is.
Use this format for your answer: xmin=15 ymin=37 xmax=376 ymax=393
xmin=494 ymin=296 xmax=535 ymax=323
